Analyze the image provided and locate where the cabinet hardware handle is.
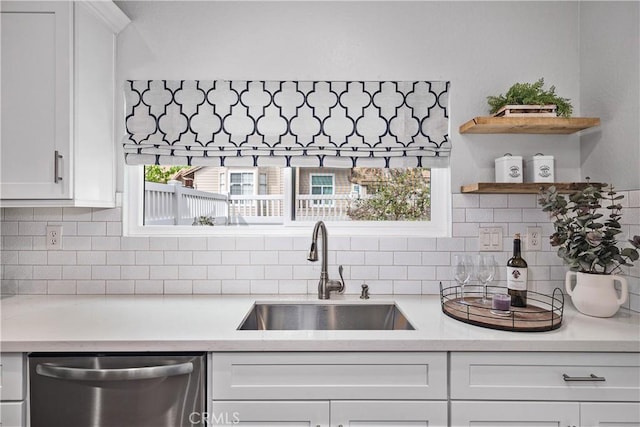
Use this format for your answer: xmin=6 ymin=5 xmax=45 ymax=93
xmin=562 ymin=373 xmax=606 ymax=382
xmin=54 ymin=150 xmax=63 ymax=183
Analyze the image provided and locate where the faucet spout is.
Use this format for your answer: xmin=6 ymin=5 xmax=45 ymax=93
xmin=308 ymin=221 xmax=344 ymax=299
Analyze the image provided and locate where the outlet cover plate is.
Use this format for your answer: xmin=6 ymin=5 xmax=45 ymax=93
xmin=46 ymin=225 xmax=63 ymax=250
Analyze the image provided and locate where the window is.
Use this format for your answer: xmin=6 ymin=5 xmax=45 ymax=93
xmin=229 ymin=172 xmax=254 ymax=196
xmin=127 ymin=165 xmax=450 ymax=237
xmin=310 ymin=174 xmax=334 ymax=206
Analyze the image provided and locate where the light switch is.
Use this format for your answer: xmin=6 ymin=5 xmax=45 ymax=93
xmin=479 ymin=227 xmax=503 ymax=252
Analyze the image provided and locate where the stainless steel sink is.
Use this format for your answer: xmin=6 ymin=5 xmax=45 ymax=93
xmin=238 ymin=302 xmax=415 ymax=330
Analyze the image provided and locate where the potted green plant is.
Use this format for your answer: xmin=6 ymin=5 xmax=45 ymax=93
xmin=538 ymin=182 xmax=640 ymax=317
xmin=487 ymin=78 xmax=573 ymax=118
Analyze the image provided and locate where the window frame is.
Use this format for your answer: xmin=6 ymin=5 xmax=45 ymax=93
xmin=124 ymin=165 xmax=451 ymax=237
xmin=309 ymin=173 xmax=335 ymax=207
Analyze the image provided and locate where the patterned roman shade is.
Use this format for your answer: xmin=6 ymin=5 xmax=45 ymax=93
xmin=124 ymin=80 xmax=450 ymax=168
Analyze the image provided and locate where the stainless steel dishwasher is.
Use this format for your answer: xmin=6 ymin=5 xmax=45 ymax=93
xmin=29 ymin=352 xmax=206 ymax=427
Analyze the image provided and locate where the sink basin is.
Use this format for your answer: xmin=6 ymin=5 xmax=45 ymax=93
xmin=238 ymin=302 xmax=415 ymax=330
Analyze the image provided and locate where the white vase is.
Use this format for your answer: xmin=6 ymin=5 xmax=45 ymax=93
xmin=565 ymin=271 xmax=628 ymax=317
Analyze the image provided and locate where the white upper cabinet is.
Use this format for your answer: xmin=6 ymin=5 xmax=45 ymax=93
xmin=0 ymin=1 xmax=129 ymax=207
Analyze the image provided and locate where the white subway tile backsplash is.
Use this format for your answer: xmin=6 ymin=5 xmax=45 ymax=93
xmin=2 ymin=193 xmax=639 ymax=313
xmin=193 ymin=279 xmax=221 ymax=294
xmin=135 ymin=280 xmax=164 ymax=294
xmin=19 ymin=251 xmax=47 ymax=265
xmin=92 ymin=237 xmax=121 ymax=251
xmin=235 ymin=236 xmax=265 ymax=251
xmin=379 ymin=237 xmax=408 ymax=251
xmin=250 ymin=250 xmax=280 ymax=265
xmin=265 ymin=236 xmax=294 ymax=251
xmin=135 ymin=251 xmax=165 ymax=265
xmin=77 ymin=222 xmax=106 ymax=236
xmin=77 ymin=280 xmax=106 ymax=294
xmin=164 ymin=280 xmax=193 ymax=294
xmin=92 ymin=208 xmax=122 ymax=222
xmin=150 ymin=265 xmax=179 ymax=280
xmin=264 ymin=265 xmax=293 ymax=280
xmin=121 ymin=266 xmax=150 ymax=280
xmin=178 ymin=237 xmax=207 ymax=251
xmin=47 ymin=280 xmax=76 ymax=294
xmin=121 ymin=237 xmax=150 ymax=251
xmin=62 ymin=266 xmax=92 ymax=280
xmin=351 ymin=236 xmax=380 ymax=251
xmin=92 ymin=266 xmax=121 ymax=280
xmin=178 ymin=265 xmax=207 ymax=280
xmin=106 ymin=280 xmax=135 ymax=294
xmin=452 ymin=193 xmax=479 ymax=208
xmin=34 ymin=266 xmax=62 ymax=280
xmin=77 ymin=251 xmax=106 ymax=265
xmin=336 ymin=251 xmax=365 ymax=265
xmin=164 ymin=251 xmax=193 ymax=265
xmin=479 ymin=194 xmax=509 ymax=208
xmin=508 ymin=194 xmax=537 ymax=208
xmin=250 ymin=279 xmax=279 ymax=294
xmin=393 ymin=251 xmax=422 ymax=266
xmin=107 ymin=251 xmax=136 ymax=265
xmin=63 ymin=237 xmax=92 ymax=251
xmin=221 ymin=279 xmax=250 ymax=294
xmin=466 ymin=208 xmax=494 ymax=223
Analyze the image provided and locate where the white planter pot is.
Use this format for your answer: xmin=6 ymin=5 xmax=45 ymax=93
xmin=565 ymin=271 xmax=628 ymax=317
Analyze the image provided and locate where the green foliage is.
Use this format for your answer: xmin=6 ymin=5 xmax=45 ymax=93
xmin=347 ymin=169 xmax=430 ymax=221
xmin=487 ymin=78 xmax=573 ymax=118
xmin=144 ymin=165 xmax=189 ymax=183
xmin=193 ymin=216 xmax=215 ymax=226
xmin=538 ymin=182 xmax=640 ymax=274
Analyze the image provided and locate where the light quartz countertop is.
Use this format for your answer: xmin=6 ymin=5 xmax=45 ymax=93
xmin=1 ymin=294 xmax=638 ymax=353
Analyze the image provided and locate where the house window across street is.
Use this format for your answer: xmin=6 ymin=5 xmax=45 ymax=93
xmin=310 ymin=174 xmax=335 ymax=206
xmin=131 ymin=165 xmax=450 ymax=237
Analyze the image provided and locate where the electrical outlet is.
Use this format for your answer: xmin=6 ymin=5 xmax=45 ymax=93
xmin=527 ymin=226 xmax=542 ymax=251
xmin=46 ymin=225 xmax=63 ymax=250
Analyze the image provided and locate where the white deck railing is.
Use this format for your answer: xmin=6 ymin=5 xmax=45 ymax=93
xmin=144 ymin=183 xmax=362 ymax=225
xmin=144 ymin=182 xmax=227 ymax=225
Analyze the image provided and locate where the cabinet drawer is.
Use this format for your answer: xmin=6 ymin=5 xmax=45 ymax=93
xmin=0 ymin=354 xmax=24 ymax=401
xmin=0 ymin=401 xmax=25 ymax=427
xmin=451 ymin=352 xmax=640 ymax=402
xmin=212 ymin=352 xmax=447 ymax=400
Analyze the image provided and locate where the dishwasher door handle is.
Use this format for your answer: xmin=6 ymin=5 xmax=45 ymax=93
xmin=36 ymin=361 xmax=194 ymax=381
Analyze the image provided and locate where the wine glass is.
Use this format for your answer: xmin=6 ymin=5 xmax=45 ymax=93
xmin=452 ymin=254 xmax=473 ymax=304
xmin=476 ymin=254 xmax=496 ymax=305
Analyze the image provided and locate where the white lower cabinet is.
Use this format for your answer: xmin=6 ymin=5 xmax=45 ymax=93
xmin=210 ymin=352 xmax=448 ymax=426
xmin=0 ymin=353 xmax=26 ymax=427
xmin=450 ymin=352 xmax=640 ymax=427
xmin=212 ymin=400 xmax=446 ymax=426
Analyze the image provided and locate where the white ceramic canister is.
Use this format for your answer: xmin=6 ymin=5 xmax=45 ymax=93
xmin=495 ymin=153 xmax=523 ymax=183
xmin=525 ymin=153 xmax=555 ymax=183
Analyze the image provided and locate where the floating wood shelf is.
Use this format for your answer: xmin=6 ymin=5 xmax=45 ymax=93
xmin=461 ymin=182 xmax=602 ymax=194
xmin=459 ymin=116 xmax=600 ymax=134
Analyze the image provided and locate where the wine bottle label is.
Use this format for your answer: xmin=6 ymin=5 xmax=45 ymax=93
xmin=506 ymin=267 xmax=528 ymax=291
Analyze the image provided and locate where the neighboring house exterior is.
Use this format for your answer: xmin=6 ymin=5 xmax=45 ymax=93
xmin=172 ymin=166 xmax=362 ymax=199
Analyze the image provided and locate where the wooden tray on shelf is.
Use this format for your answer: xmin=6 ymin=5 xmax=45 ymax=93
xmin=440 ymin=284 xmax=564 ymax=332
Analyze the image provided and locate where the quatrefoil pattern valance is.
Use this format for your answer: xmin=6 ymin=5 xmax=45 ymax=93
xmin=124 ymin=80 xmax=450 ymax=168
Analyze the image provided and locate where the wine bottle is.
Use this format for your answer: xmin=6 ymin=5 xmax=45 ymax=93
xmin=507 ymin=233 xmax=528 ymax=307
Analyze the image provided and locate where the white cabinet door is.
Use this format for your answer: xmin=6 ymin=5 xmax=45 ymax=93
xmin=451 ymin=401 xmax=580 ymax=427
xmin=0 ymin=1 xmax=72 ymax=200
xmin=0 ymin=401 xmax=25 ymax=427
xmin=211 ymin=401 xmax=329 ymax=426
xmin=581 ymin=402 xmax=640 ymax=426
xmin=331 ymin=400 xmax=447 ymax=427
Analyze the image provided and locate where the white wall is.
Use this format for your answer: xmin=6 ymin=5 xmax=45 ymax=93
xmin=115 ymin=0 xmax=584 ymax=192
xmin=580 ymin=1 xmax=640 ymax=191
